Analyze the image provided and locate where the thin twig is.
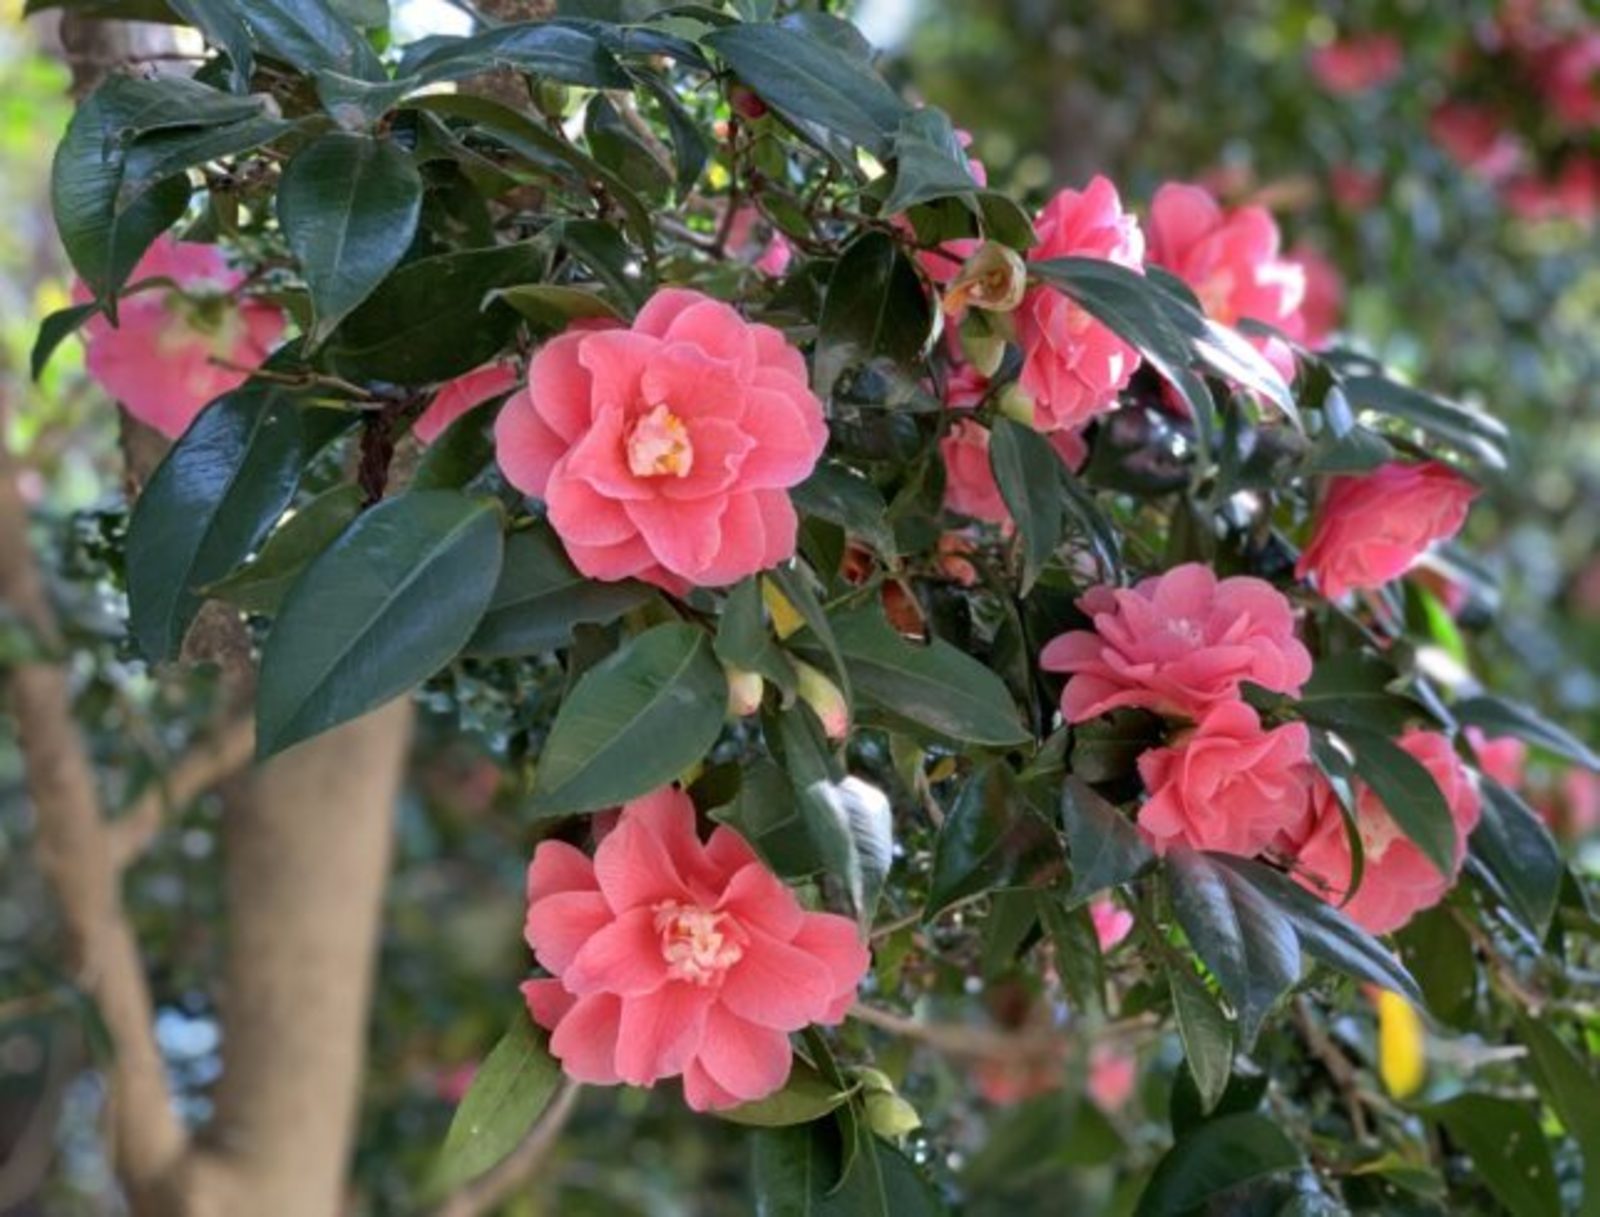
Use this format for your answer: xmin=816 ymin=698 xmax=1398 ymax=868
xmin=429 ymin=1081 xmax=582 ymax=1217
xmin=849 ymin=1001 xmax=1158 ymax=1063
xmin=1292 ymin=995 xmax=1371 ymax=1142
xmin=107 ymin=715 xmax=256 ymax=869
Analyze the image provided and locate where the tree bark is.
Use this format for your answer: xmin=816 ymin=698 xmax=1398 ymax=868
xmin=199 ymin=698 xmax=414 ymax=1217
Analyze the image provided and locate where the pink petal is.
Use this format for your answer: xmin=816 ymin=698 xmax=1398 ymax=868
xmin=563 ymin=533 xmax=657 ymax=583
xmin=690 ymin=491 xmax=767 ymax=588
xmin=753 ymin=489 xmax=800 ymax=570
xmin=545 ymin=467 xmax=639 ymax=547
xmin=548 ymin=992 xmax=623 ymax=1084
xmin=527 ymin=330 xmax=598 ymax=443
xmin=750 ymin=322 xmax=809 ymax=383
xmin=563 ymin=406 xmax=651 ymax=501
xmin=788 ymin=913 xmax=870 ymax=1020
xmin=695 ymin=1004 xmax=793 ymax=1102
xmin=661 ymin=298 xmax=758 ymax=377
xmin=415 ymin=362 xmax=518 ymax=445
xmin=643 ymin=342 xmax=750 ymax=425
xmin=624 ymin=787 xmax=716 ymax=898
xmin=716 ymin=862 xmax=804 ymax=941
xmin=718 ymin=926 xmax=836 ymax=1030
xmin=614 ymin=982 xmax=715 ymax=1085
xmin=521 ymin=978 xmax=577 ymax=1030
xmin=737 ymin=382 xmax=827 ymax=489
xmin=525 ymin=839 xmax=599 ymax=901
xmin=633 ymin=287 xmax=710 ymax=339
xmin=494 ymin=390 xmax=569 ymax=499
xmin=563 ymin=905 xmax=670 ymax=996
xmin=578 ymin=330 xmax=659 ymax=415
xmin=624 ymin=494 xmax=726 ymax=580
xmin=525 ymin=890 xmax=613 ymax=973
xmin=660 ymin=417 xmax=756 ymax=502
xmin=682 ymin=1058 xmax=741 ymax=1111
xmin=594 ymin=808 xmax=696 ymax=911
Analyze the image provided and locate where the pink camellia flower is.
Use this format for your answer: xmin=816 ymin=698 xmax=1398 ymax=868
xmin=76 ymin=235 xmax=285 ymax=438
xmin=940 ymin=419 xmax=1011 ymax=525
xmin=1330 ymin=164 xmax=1384 ymax=211
xmin=1294 ymin=729 xmax=1482 ymax=935
xmin=1137 ymin=701 xmax=1314 ymax=856
xmin=1146 ymin=182 xmax=1306 ymax=380
xmin=495 ymin=289 xmax=828 ymax=592
xmin=414 ymin=361 xmax=520 ymax=445
xmin=1016 ymin=176 xmax=1146 ymax=432
xmin=521 ymin=787 xmax=869 ymax=1111
xmin=1041 ymin=562 xmax=1312 ymax=723
xmin=1309 ymin=35 xmax=1403 ymax=94
xmin=1288 ymin=242 xmax=1343 ymax=349
xmin=1503 ymin=156 xmax=1600 ymax=225
xmin=1552 ymin=770 xmax=1600 ymax=840
xmin=1296 ymin=461 xmax=1479 ymax=601
xmin=1087 ymin=1045 xmax=1137 ymax=1112
xmin=1429 ymin=102 xmax=1525 ymax=182
xmin=1090 ymin=898 xmax=1133 ymax=950
xmin=1466 ymin=727 xmax=1528 ymax=791
xmin=1538 ymin=30 xmax=1600 ymax=132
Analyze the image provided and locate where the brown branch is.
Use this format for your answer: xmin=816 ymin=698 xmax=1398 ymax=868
xmin=107 ymin=715 xmax=256 ymax=869
xmin=849 ymin=1001 xmax=1158 ymax=1064
xmin=0 ymin=426 xmax=188 ymax=1214
xmin=1292 ymin=996 xmax=1371 ymax=1142
xmin=428 ymin=1081 xmax=582 ymax=1217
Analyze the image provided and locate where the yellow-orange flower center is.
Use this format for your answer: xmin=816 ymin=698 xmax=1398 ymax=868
xmin=627 ymin=404 xmax=694 ymax=478
xmin=653 ymin=901 xmax=743 ymax=985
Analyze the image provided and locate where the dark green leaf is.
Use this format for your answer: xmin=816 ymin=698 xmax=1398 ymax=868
xmin=467 ymin=527 xmax=652 ymax=658
xmin=31 ymin=301 xmax=101 ymax=380
xmin=1038 ymin=895 xmax=1104 ymax=1013
xmin=126 ymin=387 xmax=308 ymax=661
xmin=751 ymin=1120 xmax=945 ymax=1217
xmin=792 ymin=462 xmax=895 ymax=558
xmin=793 ymin=604 xmax=1028 ymax=747
xmin=1473 ymin=779 xmax=1563 ymax=939
xmin=1394 ymin=907 xmax=1477 ymax=1027
xmin=1134 ymin=1113 xmax=1302 ymax=1217
xmin=990 ymin=418 xmax=1065 ymax=593
xmin=881 ymin=108 xmax=980 ymax=217
xmin=1341 ymin=726 xmax=1456 ymax=878
xmin=1295 ymin=650 xmax=1424 ymax=735
xmin=814 ymin=232 xmax=932 ymax=398
xmin=764 ymin=565 xmax=851 ymax=709
xmin=313 ymin=72 xmax=418 ymax=130
xmin=1167 ymin=962 xmax=1234 ymax=1116
xmin=1425 ymin=1095 xmax=1560 ymax=1217
xmin=277 ymin=133 xmax=424 ymax=344
xmin=531 ymin=624 xmax=726 ymax=815
xmin=1341 ymin=375 xmax=1509 ymax=470
xmin=1456 ymin=694 xmax=1600 ymax=772
xmin=256 ymin=491 xmax=504 ymax=757
xmin=431 ymin=1012 xmax=561 ymax=1195
xmin=716 ymin=1061 xmax=850 ymax=1128
xmin=704 ymin=22 xmax=908 ymax=158
xmin=487 ymin=283 xmax=624 ymax=330
xmin=1212 ymin=856 xmax=1422 ymax=1002
xmin=926 ymin=762 xmax=1060 ymax=916
xmin=1514 ymin=1015 xmax=1600 ymax=1217
xmin=1166 ymin=850 xmax=1300 ymax=1044
xmin=400 ymin=22 xmax=628 ymax=88
xmin=205 ymin=483 xmax=364 ymax=615
xmin=1061 ymin=775 xmax=1154 ymax=903
xmin=169 ymin=0 xmax=255 ymax=89
xmin=319 ymin=242 xmax=546 ymax=383
xmin=714 ymin=577 xmax=796 ymax=700
xmin=231 ymin=0 xmax=386 ymax=81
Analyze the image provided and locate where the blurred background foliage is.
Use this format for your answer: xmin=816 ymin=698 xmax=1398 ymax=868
xmin=2 ymin=0 xmax=1598 ymax=1213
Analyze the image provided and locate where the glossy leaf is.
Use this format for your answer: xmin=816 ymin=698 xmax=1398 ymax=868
xmin=1424 ymin=1095 xmax=1560 ymax=1217
xmin=431 ymin=1012 xmax=560 ymax=1195
xmin=1515 ymin=1015 xmax=1600 ymax=1217
xmin=531 ymin=624 xmax=727 ymax=815
xmin=990 ymin=418 xmax=1067 ymax=593
xmin=467 ymin=526 xmax=653 ymax=659
xmin=1341 ymin=726 xmax=1456 ymax=878
xmin=399 ymin=21 xmax=628 ymax=88
xmin=814 ymin=231 xmax=933 ymax=397
xmin=716 ymin=1061 xmax=851 ymax=1128
xmin=1472 ymin=779 xmax=1563 ymax=939
xmin=1061 ymin=775 xmax=1154 ymax=903
xmin=256 ymin=492 xmax=504 ymax=757
xmin=1456 ymin=693 xmax=1600 ymax=772
xmin=926 ymin=762 xmax=1060 ymax=917
xmin=126 ymin=387 xmax=309 ymax=661
xmin=751 ymin=1120 xmax=944 ymax=1217
xmin=1168 ymin=962 xmax=1234 ymax=1116
xmin=1134 ymin=1113 xmax=1302 ymax=1217
xmin=205 ymin=483 xmax=364 ymax=616
xmin=277 ymin=133 xmax=423 ymax=343
xmin=232 ymin=0 xmax=386 ymax=82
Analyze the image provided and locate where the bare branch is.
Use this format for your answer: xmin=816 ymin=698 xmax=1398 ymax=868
xmin=429 ymin=1081 xmax=582 ymax=1217
xmin=108 ymin=715 xmax=256 ymax=869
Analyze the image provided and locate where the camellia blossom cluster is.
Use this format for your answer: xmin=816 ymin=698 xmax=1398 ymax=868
xmin=1042 ymin=556 xmax=1485 ymax=933
xmin=522 ymin=788 xmax=869 ymax=1109
xmin=75 ymin=235 xmax=285 ymax=438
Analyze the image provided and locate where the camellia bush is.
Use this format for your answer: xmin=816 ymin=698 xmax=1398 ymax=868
xmin=12 ymin=0 xmax=1600 ymax=1213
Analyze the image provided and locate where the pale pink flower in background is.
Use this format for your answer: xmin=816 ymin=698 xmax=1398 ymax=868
xmin=1503 ymin=156 xmax=1600 ymax=224
xmin=940 ymin=419 xmax=1011 ymax=525
xmin=1555 ymin=770 xmax=1600 ymax=839
xmin=1087 ymin=1045 xmax=1137 ymax=1111
xmin=1017 ymin=176 xmax=1146 ymax=431
xmin=974 ymin=1056 xmax=1061 ymax=1105
xmin=76 ymin=235 xmax=285 ymax=438
xmin=1330 ymin=164 xmax=1384 ymax=211
xmin=1288 ymin=242 xmax=1343 ymax=349
xmin=1296 ymin=461 xmax=1479 ymax=601
xmin=1309 ymin=35 xmax=1404 ymax=94
xmin=495 ymin=289 xmax=827 ymax=592
xmin=522 ymin=787 xmax=869 ymax=1110
xmin=1041 ymin=562 xmax=1312 ymax=723
xmin=1146 ymin=182 xmax=1306 ymax=379
xmin=1137 ymin=701 xmax=1315 ymax=856
xmin=725 ymin=205 xmax=793 ymax=277
xmin=1537 ymin=30 xmax=1600 ymax=131
xmin=1466 ymin=727 xmax=1528 ymax=791
xmin=1429 ymin=102 xmax=1526 ymax=182
xmin=414 ymin=361 xmax=520 ymax=445
xmin=1090 ymin=898 xmax=1133 ymax=950
xmin=1294 ymin=729 xmax=1481 ymax=935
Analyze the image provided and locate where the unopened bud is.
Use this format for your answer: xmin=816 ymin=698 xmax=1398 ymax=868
xmin=760 ymin=577 xmax=806 ymax=640
xmin=943 ymin=241 xmax=1028 ymax=315
xmin=997 ymin=383 xmax=1036 ymax=428
xmin=729 ymin=84 xmax=768 ymax=121
xmin=794 ymin=660 xmax=849 ymax=739
xmin=855 ymin=1068 xmax=922 ymax=1138
xmin=958 ymin=310 xmax=1008 ymax=378
xmin=725 ymin=666 xmax=764 ymax=717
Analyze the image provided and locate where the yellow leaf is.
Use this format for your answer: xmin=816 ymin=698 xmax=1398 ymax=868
xmin=1375 ymin=988 xmax=1426 ymax=1099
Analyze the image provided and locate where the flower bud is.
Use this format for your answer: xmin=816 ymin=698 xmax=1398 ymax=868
xmin=855 ymin=1068 xmax=922 ymax=1138
xmin=958 ymin=310 xmax=1008 ymax=378
xmin=760 ymin=577 xmax=806 ymax=640
xmin=942 ymin=241 xmax=1028 ymax=315
xmin=794 ymin=660 xmax=849 ymax=739
xmin=725 ymin=666 xmax=764 ymax=717
xmin=729 ymin=84 xmax=768 ymax=121
xmin=996 ymin=382 xmax=1036 ymax=428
